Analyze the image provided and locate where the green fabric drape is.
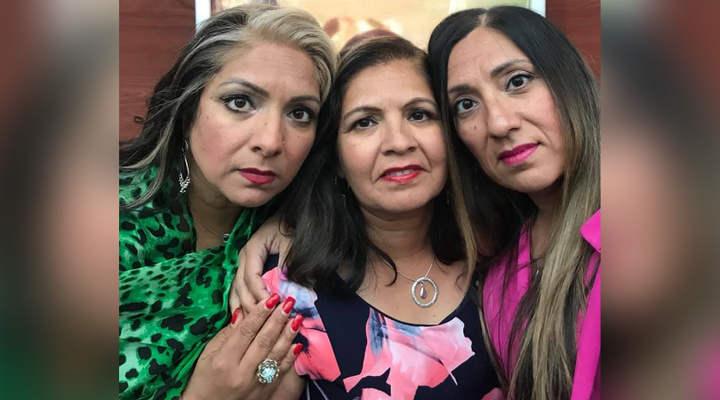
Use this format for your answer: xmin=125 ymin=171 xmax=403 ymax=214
xmin=119 ymin=167 xmax=271 ymax=400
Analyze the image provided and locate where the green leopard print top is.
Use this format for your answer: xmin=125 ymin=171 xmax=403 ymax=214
xmin=119 ymin=166 xmax=272 ymax=400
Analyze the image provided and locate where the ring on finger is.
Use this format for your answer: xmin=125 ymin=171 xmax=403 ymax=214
xmin=257 ymin=358 xmax=280 ymax=384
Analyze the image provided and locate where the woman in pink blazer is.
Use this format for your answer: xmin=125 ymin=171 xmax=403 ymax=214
xmin=427 ymin=6 xmax=600 ymax=400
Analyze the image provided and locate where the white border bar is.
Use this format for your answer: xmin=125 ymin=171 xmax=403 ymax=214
xmin=530 ymin=0 xmax=546 ymax=16
xmin=195 ymin=0 xmax=545 ymax=29
xmin=195 ymin=0 xmax=212 ymax=30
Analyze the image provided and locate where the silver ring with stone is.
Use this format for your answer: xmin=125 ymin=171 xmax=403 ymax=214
xmin=257 ymin=358 xmax=280 ymax=384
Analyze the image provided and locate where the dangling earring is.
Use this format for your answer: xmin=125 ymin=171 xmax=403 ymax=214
xmin=179 ymin=139 xmax=191 ymax=193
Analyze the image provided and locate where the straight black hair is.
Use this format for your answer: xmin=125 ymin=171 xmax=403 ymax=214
xmin=281 ymin=36 xmax=470 ymax=296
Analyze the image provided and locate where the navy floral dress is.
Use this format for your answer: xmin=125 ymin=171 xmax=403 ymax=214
xmin=263 ymin=255 xmax=499 ymax=400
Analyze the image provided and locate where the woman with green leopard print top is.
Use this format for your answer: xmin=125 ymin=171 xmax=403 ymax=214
xmin=119 ymin=5 xmax=336 ymax=400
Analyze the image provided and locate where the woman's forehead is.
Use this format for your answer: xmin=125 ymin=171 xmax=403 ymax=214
xmin=447 ymin=28 xmax=526 ymax=84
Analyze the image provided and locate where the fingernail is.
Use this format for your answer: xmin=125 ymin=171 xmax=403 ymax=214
xmin=293 ymin=343 xmax=303 ymax=356
xmin=231 ymin=307 xmax=241 ymax=325
xmin=291 ymin=314 xmax=304 ymax=332
xmin=282 ymin=296 xmax=296 ymax=315
xmin=265 ymin=293 xmax=280 ymax=309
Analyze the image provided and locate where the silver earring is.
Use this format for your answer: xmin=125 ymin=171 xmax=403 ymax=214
xmin=179 ymin=139 xmax=191 ymax=193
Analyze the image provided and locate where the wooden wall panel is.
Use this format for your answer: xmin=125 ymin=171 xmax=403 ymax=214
xmin=120 ymin=0 xmax=195 ymax=140
xmin=546 ymin=0 xmax=601 ymax=79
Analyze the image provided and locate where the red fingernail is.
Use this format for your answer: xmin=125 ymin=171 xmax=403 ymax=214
xmin=293 ymin=343 xmax=303 ymax=356
xmin=265 ymin=293 xmax=280 ymax=309
xmin=291 ymin=314 xmax=304 ymax=332
xmin=231 ymin=307 xmax=241 ymax=325
xmin=282 ymin=296 xmax=296 ymax=315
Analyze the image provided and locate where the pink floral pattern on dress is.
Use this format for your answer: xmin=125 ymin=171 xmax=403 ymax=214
xmin=262 ymin=266 xmax=476 ymax=400
xmin=262 ymin=267 xmax=341 ymax=381
xmin=344 ymin=310 xmax=475 ymax=399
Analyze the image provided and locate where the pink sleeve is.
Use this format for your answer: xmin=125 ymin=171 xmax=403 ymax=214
xmin=572 ymin=209 xmax=602 ymax=400
xmin=571 ymin=268 xmax=600 ymax=400
xmin=580 ymin=210 xmax=601 ymax=253
xmin=261 ymin=267 xmax=342 ymax=382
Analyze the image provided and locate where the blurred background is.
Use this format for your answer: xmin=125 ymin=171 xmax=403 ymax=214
xmin=206 ymin=0 xmax=541 ymax=49
xmin=0 ymin=0 xmax=719 ymax=399
xmin=602 ymin=0 xmax=720 ymax=398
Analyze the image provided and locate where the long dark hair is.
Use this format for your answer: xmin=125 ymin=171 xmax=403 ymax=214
xmin=281 ymin=36 xmax=477 ymax=296
xmin=428 ymin=7 xmax=600 ymax=400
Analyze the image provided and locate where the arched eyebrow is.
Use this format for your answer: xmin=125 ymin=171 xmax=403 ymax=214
xmin=220 ymin=78 xmax=270 ymax=98
xmin=402 ymin=97 xmax=437 ymax=110
xmin=342 ymin=97 xmax=437 ymax=121
xmin=220 ymin=78 xmax=320 ymax=105
xmin=489 ymin=58 xmax=530 ymax=78
xmin=342 ymin=105 xmax=382 ymax=122
xmin=448 ymin=84 xmax=471 ymax=97
xmin=289 ymin=95 xmax=321 ymax=106
xmin=447 ymin=58 xmax=532 ymax=95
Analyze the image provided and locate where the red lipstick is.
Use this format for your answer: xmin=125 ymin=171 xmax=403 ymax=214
xmin=380 ymin=165 xmax=423 ymax=184
xmin=239 ymin=168 xmax=276 ymax=185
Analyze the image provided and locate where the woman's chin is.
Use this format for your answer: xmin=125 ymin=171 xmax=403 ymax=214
xmin=225 ymin=189 xmax=277 ymax=208
xmin=499 ymin=175 xmax=562 ymax=196
xmin=372 ymin=198 xmax=436 ymax=216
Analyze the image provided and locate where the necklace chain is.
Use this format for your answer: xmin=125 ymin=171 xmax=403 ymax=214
xmin=191 ymin=213 xmax=230 ymax=244
xmin=381 ymin=256 xmax=435 ymax=282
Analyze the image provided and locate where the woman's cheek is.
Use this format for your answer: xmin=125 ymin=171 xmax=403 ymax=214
xmin=429 ymin=142 xmax=448 ymax=176
xmin=195 ymin=118 xmax=237 ymax=159
xmin=456 ymin=122 xmax=484 ymax=159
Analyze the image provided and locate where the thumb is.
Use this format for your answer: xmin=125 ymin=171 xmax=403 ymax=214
xmin=229 ymin=288 xmax=240 ymax=315
xmin=247 ymin=273 xmax=270 ymax=304
xmin=244 ymin=244 xmax=271 ymax=302
xmin=229 ymin=249 xmax=247 ymax=311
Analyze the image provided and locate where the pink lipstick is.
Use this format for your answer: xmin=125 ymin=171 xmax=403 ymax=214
xmin=498 ymin=143 xmax=538 ymax=166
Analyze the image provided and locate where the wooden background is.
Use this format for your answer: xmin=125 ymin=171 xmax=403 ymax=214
xmin=119 ymin=0 xmax=600 ymax=140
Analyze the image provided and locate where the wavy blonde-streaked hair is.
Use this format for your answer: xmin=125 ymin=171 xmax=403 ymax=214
xmin=120 ymin=4 xmax=336 ymax=210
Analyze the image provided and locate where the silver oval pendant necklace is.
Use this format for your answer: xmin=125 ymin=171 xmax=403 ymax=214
xmin=382 ymin=256 xmax=438 ymax=308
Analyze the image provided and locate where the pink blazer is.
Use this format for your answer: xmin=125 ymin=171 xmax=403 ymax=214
xmin=482 ymin=210 xmax=601 ymax=400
